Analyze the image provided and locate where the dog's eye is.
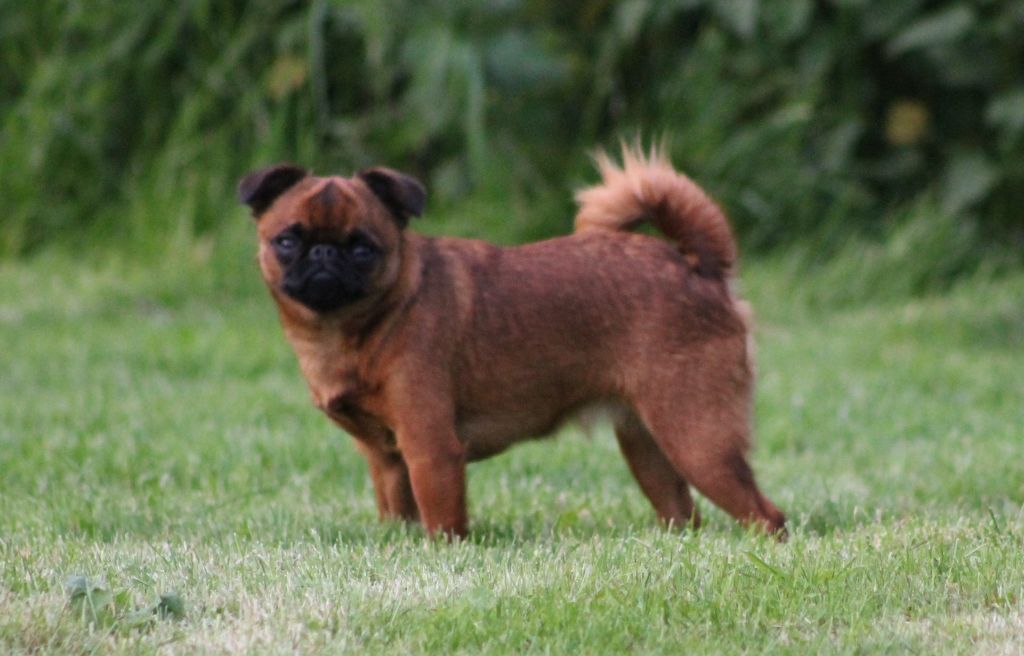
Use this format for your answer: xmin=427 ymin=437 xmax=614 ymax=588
xmin=348 ymin=240 xmax=377 ymax=262
xmin=273 ymin=234 xmax=300 ymax=251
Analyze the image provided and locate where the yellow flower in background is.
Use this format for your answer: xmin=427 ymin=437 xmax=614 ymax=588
xmin=886 ymin=100 xmax=930 ymax=146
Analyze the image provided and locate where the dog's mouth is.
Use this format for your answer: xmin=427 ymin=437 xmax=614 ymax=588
xmin=282 ymin=267 xmax=367 ymax=313
xmin=309 ymin=270 xmax=336 ymax=285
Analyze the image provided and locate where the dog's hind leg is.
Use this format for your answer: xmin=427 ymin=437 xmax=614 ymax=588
xmin=614 ymin=411 xmax=701 ymax=529
xmin=632 ymin=345 xmax=786 ymax=536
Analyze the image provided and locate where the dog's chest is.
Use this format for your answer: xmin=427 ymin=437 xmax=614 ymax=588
xmin=324 ymin=387 xmax=394 ymax=448
xmin=290 ymin=336 xmax=394 ymax=445
xmin=313 ymin=370 xmax=394 ymax=448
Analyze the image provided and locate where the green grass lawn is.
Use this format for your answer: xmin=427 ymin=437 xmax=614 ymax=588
xmin=1 ymin=248 xmax=1022 ymax=654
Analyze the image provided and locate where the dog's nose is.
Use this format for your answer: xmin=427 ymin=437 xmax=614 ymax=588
xmin=309 ymin=243 xmax=338 ymax=261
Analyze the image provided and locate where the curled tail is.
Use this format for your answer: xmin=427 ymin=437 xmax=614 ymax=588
xmin=574 ymin=145 xmax=737 ymax=278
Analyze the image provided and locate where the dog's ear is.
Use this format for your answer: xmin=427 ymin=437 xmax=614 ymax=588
xmin=238 ymin=164 xmax=308 ymax=217
xmin=357 ymin=167 xmax=426 ymax=227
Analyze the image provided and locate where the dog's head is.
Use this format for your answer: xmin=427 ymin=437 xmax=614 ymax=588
xmin=238 ymin=164 xmax=425 ymax=315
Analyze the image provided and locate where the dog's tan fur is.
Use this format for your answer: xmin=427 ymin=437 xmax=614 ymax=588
xmin=240 ymin=146 xmax=786 ymax=538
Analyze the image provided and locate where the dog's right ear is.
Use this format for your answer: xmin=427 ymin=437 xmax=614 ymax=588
xmin=238 ymin=164 xmax=308 ymax=218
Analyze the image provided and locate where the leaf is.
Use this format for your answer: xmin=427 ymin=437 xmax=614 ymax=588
xmin=65 ymin=575 xmax=92 ymax=597
xmin=66 ymin=575 xmax=115 ymax=624
xmin=123 ymin=608 xmax=157 ymax=629
xmin=746 ymin=551 xmax=788 ymax=579
xmin=887 ymin=6 xmax=975 ymax=56
xmin=712 ymin=0 xmax=760 ymax=39
xmin=941 ymin=151 xmax=998 ymax=215
xmin=859 ymin=0 xmax=927 ymax=40
xmin=762 ymin=0 xmax=812 ymax=41
xmin=922 ymin=41 xmax=996 ymax=87
xmin=819 ymin=120 xmax=863 ymax=173
xmin=614 ymin=0 xmax=653 ymax=42
xmin=484 ymin=30 xmax=569 ymax=92
xmin=157 ymin=592 xmax=186 ymax=620
xmin=986 ymin=89 xmax=1024 ymax=143
xmin=114 ymin=589 xmax=133 ymax=610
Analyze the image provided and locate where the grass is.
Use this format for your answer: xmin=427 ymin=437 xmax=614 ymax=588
xmin=1 ymin=233 xmax=1023 ymax=654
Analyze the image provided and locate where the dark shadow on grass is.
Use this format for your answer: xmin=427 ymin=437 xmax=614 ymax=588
xmin=785 ymin=503 xmax=879 ymax=536
xmin=304 ymin=508 xmax=811 ymax=548
xmin=302 ymin=519 xmax=613 ymax=548
xmin=302 ymin=511 xmax=673 ymax=548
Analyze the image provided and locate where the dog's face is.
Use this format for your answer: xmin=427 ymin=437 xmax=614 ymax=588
xmin=238 ymin=165 xmax=426 ymax=315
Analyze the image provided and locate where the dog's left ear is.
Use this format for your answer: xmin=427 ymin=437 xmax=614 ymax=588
xmin=238 ymin=164 xmax=308 ymax=217
xmin=357 ymin=167 xmax=426 ymax=227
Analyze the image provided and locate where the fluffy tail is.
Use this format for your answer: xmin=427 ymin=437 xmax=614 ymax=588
xmin=574 ymin=145 xmax=737 ymax=278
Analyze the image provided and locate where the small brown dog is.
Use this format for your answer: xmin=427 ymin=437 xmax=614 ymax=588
xmin=238 ymin=147 xmax=786 ymax=538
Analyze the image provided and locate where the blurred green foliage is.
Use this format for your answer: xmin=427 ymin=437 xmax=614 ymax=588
xmin=2 ymin=0 xmax=1022 ymax=260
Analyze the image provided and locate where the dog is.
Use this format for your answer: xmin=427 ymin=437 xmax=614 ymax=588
xmin=238 ymin=146 xmax=786 ymax=538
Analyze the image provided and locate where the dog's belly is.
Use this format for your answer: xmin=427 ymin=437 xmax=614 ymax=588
xmin=456 ymin=409 xmax=567 ymax=460
xmin=456 ymin=400 xmax=623 ymax=461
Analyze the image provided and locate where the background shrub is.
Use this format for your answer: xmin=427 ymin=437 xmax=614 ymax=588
xmin=2 ymin=0 xmax=1022 ymax=261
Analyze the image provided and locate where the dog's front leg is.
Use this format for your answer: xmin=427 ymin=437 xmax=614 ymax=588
xmin=354 ymin=441 xmax=419 ymax=523
xmin=394 ymin=412 xmax=468 ymax=539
